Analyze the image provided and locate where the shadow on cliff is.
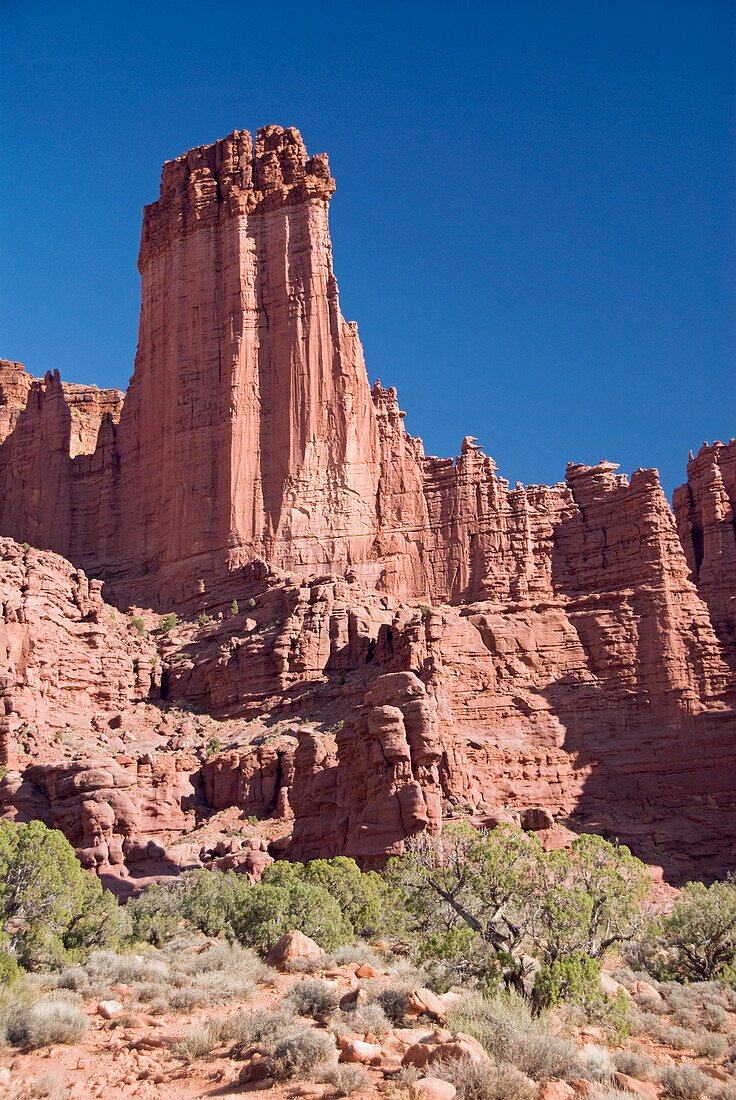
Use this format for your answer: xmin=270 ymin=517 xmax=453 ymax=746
xmin=535 ymin=671 xmax=736 ymax=884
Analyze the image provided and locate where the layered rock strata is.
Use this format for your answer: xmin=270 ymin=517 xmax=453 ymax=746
xmin=0 ymin=127 xmax=734 ymax=879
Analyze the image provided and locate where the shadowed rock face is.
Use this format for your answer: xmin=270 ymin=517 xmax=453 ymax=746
xmin=0 ymin=126 xmax=734 ymax=882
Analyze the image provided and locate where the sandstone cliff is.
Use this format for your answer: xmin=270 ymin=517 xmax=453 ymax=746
xmin=0 ymin=127 xmax=733 ymax=882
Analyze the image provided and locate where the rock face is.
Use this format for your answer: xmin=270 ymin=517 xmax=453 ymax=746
xmin=0 ymin=126 xmax=734 ymax=880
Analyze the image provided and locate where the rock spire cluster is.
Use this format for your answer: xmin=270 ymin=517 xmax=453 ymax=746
xmin=0 ymin=126 xmax=733 ymax=881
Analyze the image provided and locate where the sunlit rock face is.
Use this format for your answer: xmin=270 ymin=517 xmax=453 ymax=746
xmin=0 ymin=127 xmax=734 ymax=882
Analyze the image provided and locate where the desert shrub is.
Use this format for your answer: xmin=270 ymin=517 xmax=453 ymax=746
xmin=436 ymin=1057 xmax=536 ymax=1100
xmin=179 ymin=868 xmax=251 ymax=939
xmin=374 ymin=982 xmax=411 ymax=1025
xmin=272 ymin=1026 xmax=337 ymax=1079
xmin=534 ymin=951 xmax=600 ymax=1009
xmin=5 ymin=997 xmax=89 ymax=1048
xmin=717 ymin=1086 xmax=736 ymax=1100
xmin=333 ymin=941 xmax=382 ymax=967
xmin=319 ymin=1062 xmax=368 ymax=1096
xmin=661 ymin=1065 xmax=711 ymax=1099
xmin=231 ymin=600 xmax=239 ymax=616
xmin=0 ymin=819 xmax=124 ymax=969
xmin=703 ymin=1004 xmax=732 ymax=1032
xmin=171 ymin=1021 xmax=223 ymax=1062
xmin=28 ymin=1074 xmax=59 ymax=1098
xmin=231 ymin=877 xmax=353 ymax=951
xmin=661 ymin=1026 xmax=700 ymax=1051
xmin=285 ymin=955 xmax=335 ymax=974
xmin=672 ymin=1007 xmax=701 ymax=1030
xmin=158 ymin=613 xmax=178 ymax=632
xmin=658 ymin=877 xmax=736 ymax=982
xmin=578 ymin=1044 xmax=613 ymax=1082
xmin=692 ymin=1029 xmax=728 ymax=1058
xmin=634 ymin=992 xmax=668 ymax=1014
xmin=197 ymin=612 xmax=211 ymax=627
xmin=167 ymin=986 xmax=210 ymax=1012
xmin=446 ymin=990 xmax=548 ymax=1060
xmin=506 ymin=1034 xmax=580 ymax=1081
xmin=612 ymin=1050 xmax=657 ymax=1080
xmin=533 ymin=950 xmax=631 ymax=1036
xmin=284 ymin=978 xmax=340 ymax=1020
xmin=222 ymin=1004 xmax=298 ymax=1048
xmin=85 ymin=949 xmax=169 ymax=985
xmin=130 ymin=617 xmax=146 ymax=635
xmin=339 ymin=1002 xmax=391 ymax=1038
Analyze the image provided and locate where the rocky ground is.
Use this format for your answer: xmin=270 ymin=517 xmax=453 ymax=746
xmin=1 ymin=932 xmax=734 ymax=1100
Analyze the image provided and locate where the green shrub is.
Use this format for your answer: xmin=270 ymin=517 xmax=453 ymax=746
xmin=534 ymin=951 xmax=601 ymax=1010
xmin=0 ymin=819 xmax=124 ymax=969
xmin=247 ymin=597 xmax=256 ymax=609
xmin=658 ymin=876 xmax=736 ymax=981
xmin=261 ymin=857 xmax=390 ymax=938
xmin=0 ymin=951 xmax=20 ymax=986
xmin=205 ymin=736 xmax=221 ymax=757
xmin=130 ymin=616 xmax=146 ymax=635
xmin=197 ymin=612 xmax=211 ymax=627
xmin=158 ymin=613 xmax=179 ymax=633
xmin=127 ymin=881 xmax=183 ymax=946
xmin=6 ymin=997 xmax=89 ymax=1048
xmin=231 ymin=599 xmax=239 ymax=616
xmin=231 ymin=878 xmax=353 ymax=952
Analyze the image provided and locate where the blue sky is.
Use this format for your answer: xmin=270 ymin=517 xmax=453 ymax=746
xmin=1 ymin=0 xmax=734 ymax=497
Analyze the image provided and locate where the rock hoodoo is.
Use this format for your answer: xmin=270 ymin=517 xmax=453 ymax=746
xmin=0 ymin=126 xmax=734 ymax=882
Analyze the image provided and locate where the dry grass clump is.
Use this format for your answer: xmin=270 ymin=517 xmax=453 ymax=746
xmin=5 ymin=997 xmax=89 ymax=1048
xmin=284 ymin=979 xmax=340 ymax=1020
xmin=272 ymin=1026 xmax=337 ymax=1080
xmin=716 ymin=1084 xmax=736 ymax=1100
xmin=661 ymin=1065 xmax=711 ymax=1099
xmin=319 ymin=1063 xmax=369 ymax=1095
xmin=612 ymin=1050 xmax=657 ymax=1080
xmin=171 ymin=1020 xmax=224 ymax=1063
xmin=435 ymin=1056 xmax=537 ymax=1100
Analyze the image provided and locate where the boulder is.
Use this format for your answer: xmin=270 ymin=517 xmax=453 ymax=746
xmin=612 ymin=1074 xmax=658 ymax=1100
xmin=410 ymin=1079 xmax=458 ymax=1100
xmin=266 ymin=930 xmax=324 ymax=969
xmin=407 ymin=988 xmax=448 ymax=1022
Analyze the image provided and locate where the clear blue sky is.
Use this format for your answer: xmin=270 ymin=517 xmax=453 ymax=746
xmin=1 ymin=0 xmax=734 ymax=497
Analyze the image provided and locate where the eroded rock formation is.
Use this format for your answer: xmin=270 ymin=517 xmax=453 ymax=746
xmin=0 ymin=127 xmax=734 ymax=882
